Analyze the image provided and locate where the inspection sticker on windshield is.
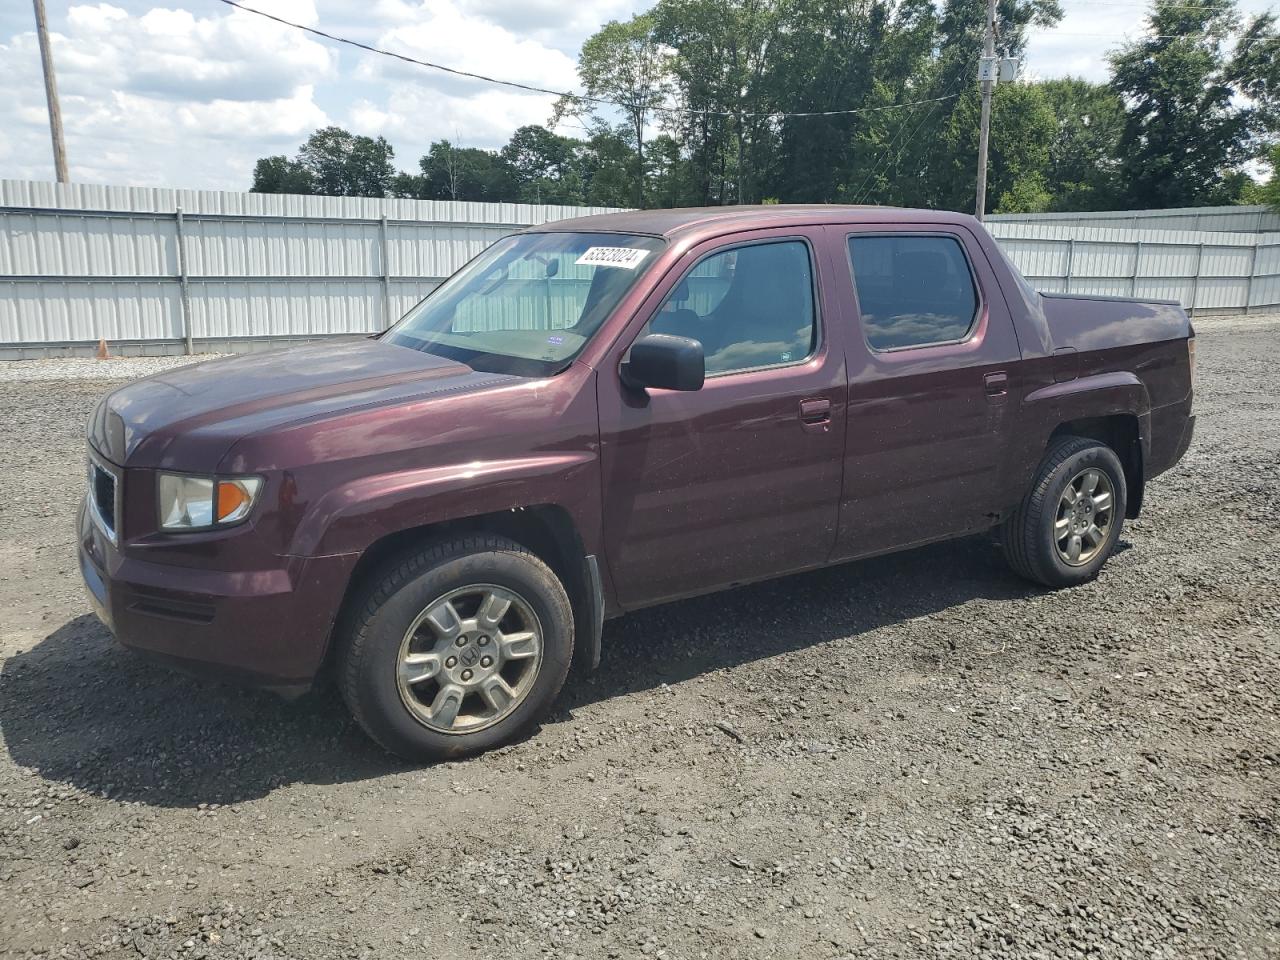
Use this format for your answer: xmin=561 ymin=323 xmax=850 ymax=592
xmin=575 ymin=247 xmax=650 ymax=269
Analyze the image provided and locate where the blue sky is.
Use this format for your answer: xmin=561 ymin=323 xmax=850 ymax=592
xmin=1 ymin=0 xmax=1274 ymax=191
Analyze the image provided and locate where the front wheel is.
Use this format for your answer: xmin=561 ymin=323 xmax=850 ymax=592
xmin=1001 ymin=436 xmax=1127 ymax=588
xmin=337 ymin=535 xmax=574 ymax=762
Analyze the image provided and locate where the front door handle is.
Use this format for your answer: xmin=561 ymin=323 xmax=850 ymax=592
xmin=983 ymin=371 xmax=1009 ymax=400
xmin=799 ymin=397 xmax=831 ymax=432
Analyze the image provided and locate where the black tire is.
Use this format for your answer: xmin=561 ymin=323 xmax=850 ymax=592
xmin=1001 ymin=436 xmax=1127 ymax=588
xmin=338 ymin=535 xmax=574 ymax=762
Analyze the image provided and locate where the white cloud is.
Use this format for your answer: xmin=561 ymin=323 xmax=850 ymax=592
xmin=57 ymin=1 xmax=333 ymax=102
xmin=1022 ymin=6 xmax=1146 ymax=83
xmin=339 ymin=0 xmax=594 ymax=162
xmin=1 ymin=0 xmax=333 ymax=187
xmin=354 ymin=0 xmax=579 ymax=94
xmin=456 ymin=0 xmax=647 ymax=51
xmin=5 ymin=0 xmax=1272 ymax=192
xmin=350 ymin=86 xmax=558 ymax=156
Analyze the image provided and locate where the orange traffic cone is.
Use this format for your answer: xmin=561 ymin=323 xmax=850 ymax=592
xmin=95 ymin=338 xmax=110 ymax=359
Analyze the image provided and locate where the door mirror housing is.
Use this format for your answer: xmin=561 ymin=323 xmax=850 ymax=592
xmin=621 ymin=334 xmax=705 ymax=392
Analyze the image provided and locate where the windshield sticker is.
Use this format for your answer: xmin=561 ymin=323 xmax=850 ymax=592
xmin=575 ymin=247 xmax=650 ymax=269
xmin=546 ymin=335 xmax=565 ymax=345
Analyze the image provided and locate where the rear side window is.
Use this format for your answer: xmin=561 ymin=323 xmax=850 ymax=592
xmin=644 ymin=240 xmax=817 ymax=376
xmin=847 ymin=235 xmax=979 ymax=351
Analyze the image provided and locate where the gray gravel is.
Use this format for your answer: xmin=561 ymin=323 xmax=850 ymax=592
xmin=1 ymin=318 xmax=1277 ymax=959
xmin=0 ymin=354 xmax=227 ymax=383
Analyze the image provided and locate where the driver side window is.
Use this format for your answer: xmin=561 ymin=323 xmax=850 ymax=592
xmin=643 ymin=240 xmax=817 ymax=376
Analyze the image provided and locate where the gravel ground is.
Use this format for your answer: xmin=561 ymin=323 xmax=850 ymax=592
xmin=0 ymin=354 xmax=228 ymax=383
xmin=1 ymin=318 xmax=1277 ymax=960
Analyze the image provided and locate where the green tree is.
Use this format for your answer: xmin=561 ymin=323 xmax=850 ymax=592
xmin=578 ymin=126 xmax=642 ymax=207
xmin=926 ymin=80 xmax=1056 ymax=213
xmin=564 ymin=14 xmax=672 ymax=206
xmin=653 ymin=0 xmax=784 ymax=205
xmin=250 ymin=155 xmax=313 ymax=194
xmin=1110 ymin=1 xmax=1280 ymax=207
xmin=1036 ymin=78 xmax=1124 ymax=211
xmin=415 ymin=141 xmax=518 ymax=202
xmin=1240 ymin=143 xmax=1280 ymax=209
xmin=896 ymin=0 xmax=1060 ymax=212
xmin=500 ymin=125 xmax=587 ymax=204
xmin=296 ymin=126 xmax=397 ymax=197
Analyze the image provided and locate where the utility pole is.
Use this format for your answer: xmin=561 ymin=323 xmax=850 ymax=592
xmin=33 ymin=0 xmax=70 ymax=183
xmin=974 ymin=0 xmax=997 ymax=220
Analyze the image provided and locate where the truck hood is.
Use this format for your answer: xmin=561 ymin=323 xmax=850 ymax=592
xmin=88 ymin=338 xmax=516 ymax=469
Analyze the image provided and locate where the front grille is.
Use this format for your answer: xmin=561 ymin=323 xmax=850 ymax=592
xmin=90 ymin=460 xmax=117 ymax=541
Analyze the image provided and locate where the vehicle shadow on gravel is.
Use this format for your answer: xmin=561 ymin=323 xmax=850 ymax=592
xmin=2 ymin=535 xmax=1062 ymax=808
xmin=1 ymin=615 xmax=407 ymax=807
xmin=574 ymin=536 xmax=1050 ymax=707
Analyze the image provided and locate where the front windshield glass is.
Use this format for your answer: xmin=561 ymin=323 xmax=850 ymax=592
xmin=384 ymin=231 xmax=666 ymax=376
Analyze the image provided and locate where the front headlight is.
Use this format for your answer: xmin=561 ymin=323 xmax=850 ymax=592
xmin=158 ymin=473 xmax=262 ymax=530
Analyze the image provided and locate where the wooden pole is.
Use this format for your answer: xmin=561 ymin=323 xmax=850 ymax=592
xmin=974 ymin=0 xmax=997 ymax=220
xmin=33 ymin=0 xmax=70 ymax=183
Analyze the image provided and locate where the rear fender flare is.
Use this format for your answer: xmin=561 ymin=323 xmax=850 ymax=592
xmin=1012 ymin=372 xmax=1151 ymax=515
xmin=1024 ymin=371 xmax=1152 ymax=458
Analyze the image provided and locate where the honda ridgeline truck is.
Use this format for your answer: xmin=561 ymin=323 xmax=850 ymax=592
xmin=80 ymin=206 xmax=1196 ymax=760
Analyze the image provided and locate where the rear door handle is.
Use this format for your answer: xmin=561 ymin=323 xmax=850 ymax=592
xmin=799 ymin=397 xmax=831 ymax=432
xmin=983 ymin=372 xmax=1009 ymax=399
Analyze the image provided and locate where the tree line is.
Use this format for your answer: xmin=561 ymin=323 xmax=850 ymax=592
xmin=251 ymin=0 xmax=1280 ymax=213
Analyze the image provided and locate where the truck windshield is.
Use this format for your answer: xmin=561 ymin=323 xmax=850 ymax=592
xmin=384 ymin=232 xmax=666 ymax=377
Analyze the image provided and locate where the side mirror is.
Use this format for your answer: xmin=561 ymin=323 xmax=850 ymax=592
xmin=621 ymin=334 xmax=705 ymax=392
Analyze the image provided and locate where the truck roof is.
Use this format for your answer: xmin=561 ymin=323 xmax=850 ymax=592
xmin=524 ymin=204 xmax=980 ymax=240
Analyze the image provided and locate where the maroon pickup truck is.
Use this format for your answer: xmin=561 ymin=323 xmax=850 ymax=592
xmin=80 ymin=206 xmax=1196 ymax=760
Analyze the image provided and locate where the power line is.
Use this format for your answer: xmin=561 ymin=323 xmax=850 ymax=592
xmin=1061 ymin=0 xmax=1237 ymax=8
xmin=849 ymin=78 xmax=967 ymax=206
xmin=212 ymin=0 xmax=608 ymax=102
xmin=212 ymin=0 xmax=962 ymax=121
xmin=1029 ymin=20 xmax=1249 ymax=39
xmin=670 ymin=91 xmax=962 ymax=119
xmin=1044 ymin=29 xmax=1239 ymax=36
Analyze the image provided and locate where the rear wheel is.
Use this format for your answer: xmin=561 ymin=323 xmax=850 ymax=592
xmin=1002 ymin=436 xmax=1127 ymax=588
xmin=338 ymin=535 xmax=574 ymax=762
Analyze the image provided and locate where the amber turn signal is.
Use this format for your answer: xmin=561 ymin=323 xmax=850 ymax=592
xmin=217 ymin=480 xmax=253 ymax=522
xmin=215 ymin=478 xmax=261 ymax=524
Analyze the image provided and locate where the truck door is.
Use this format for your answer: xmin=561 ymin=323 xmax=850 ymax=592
xmin=596 ymin=228 xmax=848 ymax=608
xmin=827 ymin=223 xmax=1024 ymax=561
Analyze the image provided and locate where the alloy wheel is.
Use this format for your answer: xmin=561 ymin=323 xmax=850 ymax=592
xmin=1054 ymin=467 xmax=1115 ymax=566
xmin=395 ymin=584 xmax=543 ymax=734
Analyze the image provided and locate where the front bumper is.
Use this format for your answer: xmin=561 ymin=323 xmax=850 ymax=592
xmin=78 ymin=499 xmax=359 ymax=688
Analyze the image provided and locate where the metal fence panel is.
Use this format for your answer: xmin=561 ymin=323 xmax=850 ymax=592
xmin=988 ymin=205 xmax=1280 ymax=234
xmin=1194 ymin=277 xmax=1252 ymax=311
xmin=1138 ymin=244 xmax=1199 ymax=278
xmin=1199 ymin=245 xmax=1255 ymax=277
xmin=2 ymin=179 xmax=1278 ymax=357
xmin=1253 ymin=273 xmax=1280 ymax=308
xmin=1070 ymin=242 xmax=1138 ymax=279
xmin=1135 ymin=278 xmax=1195 ymax=305
xmin=0 ymin=279 xmax=181 ymax=342
xmin=191 ymin=279 xmax=386 ymax=339
xmin=988 ymin=220 xmax=1277 ymax=318
xmin=387 ymin=223 xmax=510 ymax=279
xmin=0 ymin=210 xmax=177 ymax=278
xmin=183 ymin=217 xmax=380 ymax=278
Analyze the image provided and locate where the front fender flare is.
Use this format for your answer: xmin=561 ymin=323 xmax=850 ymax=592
xmin=289 ymin=453 xmax=598 ymax=558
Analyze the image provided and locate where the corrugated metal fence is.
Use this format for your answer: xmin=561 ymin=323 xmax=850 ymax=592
xmin=0 ymin=180 xmax=624 ymax=358
xmin=1 ymin=180 xmax=1277 ymax=359
xmin=986 ymin=221 xmax=1280 ymax=314
xmin=988 ymin=203 xmax=1280 ymax=234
